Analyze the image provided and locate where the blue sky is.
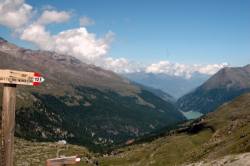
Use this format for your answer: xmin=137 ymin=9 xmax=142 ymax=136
xmin=0 ymin=0 xmax=249 ymax=75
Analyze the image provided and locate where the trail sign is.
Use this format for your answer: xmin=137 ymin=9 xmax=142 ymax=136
xmin=0 ymin=69 xmax=45 ymax=86
xmin=0 ymin=69 xmax=45 ymax=166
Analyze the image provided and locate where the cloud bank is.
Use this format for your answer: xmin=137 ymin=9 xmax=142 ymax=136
xmin=0 ymin=0 xmax=228 ymax=78
xmin=146 ymin=61 xmax=229 ymax=78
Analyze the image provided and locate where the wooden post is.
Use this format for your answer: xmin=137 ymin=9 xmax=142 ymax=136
xmin=1 ymin=84 xmax=16 ymax=166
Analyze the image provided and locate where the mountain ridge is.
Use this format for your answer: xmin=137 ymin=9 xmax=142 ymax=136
xmin=177 ymin=65 xmax=250 ymax=114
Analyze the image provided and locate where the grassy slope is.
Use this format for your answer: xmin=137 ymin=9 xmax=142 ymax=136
xmin=99 ymin=93 xmax=250 ymax=166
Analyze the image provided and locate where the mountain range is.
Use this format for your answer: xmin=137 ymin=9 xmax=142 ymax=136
xmin=0 ymin=37 xmax=185 ymax=151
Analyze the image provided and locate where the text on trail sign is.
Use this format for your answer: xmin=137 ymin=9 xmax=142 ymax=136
xmin=0 ymin=69 xmax=45 ymax=86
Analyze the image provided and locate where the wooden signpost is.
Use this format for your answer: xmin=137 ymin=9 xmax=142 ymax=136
xmin=0 ymin=69 xmax=45 ymax=166
xmin=0 ymin=70 xmax=45 ymax=86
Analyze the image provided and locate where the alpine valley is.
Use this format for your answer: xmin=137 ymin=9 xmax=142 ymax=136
xmin=0 ymin=37 xmax=185 ymax=152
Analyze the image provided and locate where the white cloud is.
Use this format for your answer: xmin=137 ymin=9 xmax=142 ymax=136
xmin=0 ymin=0 xmax=32 ymax=29
xmin=20 ymin=23 xmax=53 ymax=50
xmin=37 ymin=10 xmax=71 ymax=25
xmin=51 ymin=28 xmax=114 ymax=62
xmin=21 ymin=25 xmax=114 ymax=63
xmin=101 ymin=58 xmax=143 ymax=73
xmin=145 ymin=61 xmax=229 ymax=78
xmin=79 ymin=16 xmax=95 ymax=27
xmin=192 ymin=63 xmax=229 ymax=75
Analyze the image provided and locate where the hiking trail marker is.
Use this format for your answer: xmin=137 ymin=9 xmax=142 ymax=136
xmin=0 ymin=69 xmax=44 ymax=166
xmin=0 ymin=70 xmax=45 ymax=86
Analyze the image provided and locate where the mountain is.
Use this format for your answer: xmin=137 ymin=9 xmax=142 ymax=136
xmin=177 ymin=65 xmax=250 ymax=114
xmin=0 ymin=38 xmax=185 ymax=151
xmin=99 ymin=93 xmax=250 ymax=165
xmin=123 ymin=72 xmax=209 ymax=99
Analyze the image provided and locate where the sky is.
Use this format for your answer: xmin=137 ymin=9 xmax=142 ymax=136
xmin=0 ymin=0 xmax=249 ymax=78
